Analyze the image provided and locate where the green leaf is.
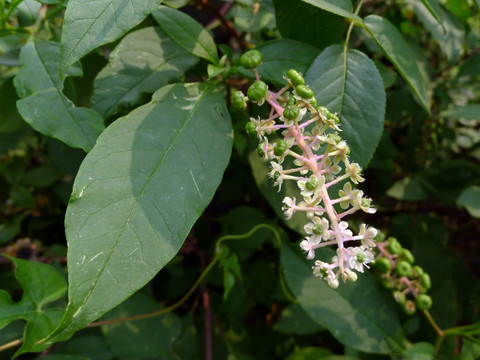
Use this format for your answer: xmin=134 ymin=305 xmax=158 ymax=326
xmin=255 ymin=39 xmax=320 ymax=86
xmin=0 ymin=256 xmax=67 ymax=356
xmin=92 ymin=26 xmax=197 ymax=118
xmin=101 ymin=293 xmax=181 ymax=360
xmin=404 ymin=342 xmax=435 ymax=360
xmin=53 ymin=334 xmax=114 ymax=360
xmin=419 ymin=0 xmax=444 ymax=28
xmin=46 ymin=82 xmax=232 ymax=343
xmin=363 ymin=15 xmax=430 ymax=113
xmin=457 ymin=186 xmax=480 ymax=218
xmin=17 ymin=0 xmax=41 ymax=24
xmin=386 ymin=177 xmax=428 ymax=201
xmin=280 ymin=242 xmax=406 ymax=354
xmin=300 ymin=0 xmax=361 ymax=22
xmin=0 ymin=77 xmax=24 ymax=134
xmin=273 ymin=0 xmax=347 ymax=50
xmin=409 ymin=0 xmax=465 ymax=63
xmin=59 ymin=0 xmax=163 ymax=75
xmin=274 ymin=303 xmax=324 ymax=335
xmin=440 ymin=104 xmax=480 ymax=120
xmin=14 ymin=41 xmax=104 ymax=152
xmin=285 ymin=347 xmax=333 ymax=360
xmin=305 ymin=44 xmax=386 ymax=167
xmin=152 ymin=6 xmax=218 ymax=64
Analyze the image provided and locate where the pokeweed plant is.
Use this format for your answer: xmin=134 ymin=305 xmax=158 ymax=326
xmin=0 ymin=0 xmax=479 ymax=359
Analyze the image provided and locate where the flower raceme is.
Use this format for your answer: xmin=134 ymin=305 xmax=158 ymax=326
xmin=236 ymin=50 xmax=378 ymax=288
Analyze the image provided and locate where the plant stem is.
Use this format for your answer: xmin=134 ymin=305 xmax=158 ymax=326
xmin=344 ymin=0 xmax=364 ymax=52
xmin=0 ymin=338 xmax=23 ymax=353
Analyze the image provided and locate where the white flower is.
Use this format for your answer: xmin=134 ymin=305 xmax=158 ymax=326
xmin=282 ymin=197 xmax=296 ymax=220
xmin=358 ymin=224 xmax=377 ymax=248
xmin=346 ymin=162 xmax=365 ymax=184
xmin=269 ymin=162 xmax=284 ymax=191
xmin=304 ymin=216 xmax=331 ymax=243
xmin=347 ymin=246 xmax=374 ymax=273
xmin=312 ymin=260 xmax=335 ymax=282
xmin=297 ymin=175 xmax=324 ymax=197
xmin=359 ymin=197 xmax=376 ymax=214
xmin=338 ymin=221 xmax=353 ymax=238
xmin=300 ymin=238 xmax=315 ymax=259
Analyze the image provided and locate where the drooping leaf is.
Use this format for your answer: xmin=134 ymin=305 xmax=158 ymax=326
xmin=0 ymin=256 xmax=67 ymax=357
xmin=440 ymin=104 xmax=480 ymax=121
xmin=46 ymin=82 xmax=232 ymax=343
xmin=305 ymin=44 xmax=386 ymax=167
xmin=14 ymin=41 xmax=104 ymax=152
xmin=457 ymin=186 xmax=480 ymax=218
xmin=280 ymin=242 xmax=406 ymax=354
xmin=92 ymin=26 xmax=197 ymax=118
xmin=300 ymin=0 xmax=361 ymax=21
xmin=419 ymin=0 xmax=444 ymax=28
xmin=363 ymin=15 xmax=430 ymax=113
xmin=255 ymin=39 xmax=320 ymax=86
xmin=152 ymin=5 xmax=218 ymax=64
xmin=273 ymin=0 xmax=347 ymax=50
xmin=59 ymin=0 xmax=164 ymax=75
xmin=386 ymin=177 xmax=428 ymax=201
xmin=409 ymin=0 xmax=465 ymax=63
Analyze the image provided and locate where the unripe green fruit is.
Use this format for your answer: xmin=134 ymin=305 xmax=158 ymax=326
xmin=393 ymin=290 xmax=406 ymax=305
xmin=420 ymin=273 xmax=431 ymax=290
xmin=274 ymin=140 xmax=287 ymax=156
xmin=273 ymin=172 xmax=281 ymax=181
xmin=396 ymin=260 xmax=412 ymax=277
xmin=388 ymin=237 xmax=402 ymax=254
xmin=295 ymin=85 xmax=314 ymax=99
xmin=239 ymin=49 xmax=262 ymax=69
xmin=305 ymin=177 xmax=318 ymax=191
xmin=232 ymin=90 xmax=246 ymax=109
xmin=413 ymin=265 xmax=424 ymax=277
xmin=374 ymin=231 xmax=386 ymax=242
xmin=401 ymin=249 xmax=415 ymax=264
xmin=403 ymin=300 xmax=416 ymax=315
xmin=374 ymin=257 xmax=392 ymax=274
xmin=310 ymin=96 xmax=318 ymax=108
xmin=286 ymin=94 xmax=296 ymax=106
xmin=415 ymin=294 xmax=432 ymax=310
xmin=381 ymin=277 xmax=395 ymax=290
xmin=257 ymin=143 xmax=265 ymax=158
xmin=245 ymin=121 xmax=257 ymax=137
xmin=283 ymin=105 xmax=300 ymax=120
xmin=327 ymin=133 xmax=341 ymax=144
xmin=247 ymin=81 xmax=268 ymax=102
xmin=286 ymin=69 xmax=305 ymax=86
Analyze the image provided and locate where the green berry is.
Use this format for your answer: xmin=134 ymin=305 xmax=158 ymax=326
xmin=420 ymin=273 xmax=431 ymax=290
xmin=388 ymin=237 xmax=402 ymax=254
xmin=415 ymin=294 xmax=432 ymax=310
xmin=257 ymin=143 xmax=265 ymax=158
xmin=247 ymin=81 xmax=268 ymax=102
xmin=239 ymin=49 xmax=262 ymax=69
xmin=310 ymin=96 xmax=318 ymax=108
xmin=305 ymin=177 xmax=318 ymax=191
xmin=393 ymin=290 xmax=406 ymax=305
xmin=295 ymin=85 xmax=314 ymax=99
xmin=374 ymin=231 xmax=386 ymax=242
xmin=286 ymin=93 xmax=296 ymax=106
xmin=374 ymin=257 xmax=392 ymax=274
xmin=403 ymin=300 xmax=416 ymax=315
xmin=312 ymin=224 xmax=323 ymax=235
xmin=274 ymin=140 xmax=287 ymax=156
xmin=286 ymin=69 xmax=305 ymax=86
xmin=381 ymin=277 xmax=395 ymax=290
xmin=327 ymin=133 xmax=341 ymax=144
xmin=413 ymin=265 xmax=424 ymax=277
xmin=245 ymin=121 xmax=257 ymax=137
xmin=283 ymin=105 xmax=300 ymax=120
xmin=273 ymin=172 xmax=281 ymax=181
xmin=232 ymin=90 xmax=246 ymax=109
xmin=401 ymin=249 xmax=415 ymax=264
xmin=396 ymin=260 xmax=412 ymax=277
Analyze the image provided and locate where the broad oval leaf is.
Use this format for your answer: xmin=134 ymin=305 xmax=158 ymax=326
xmin=440 ymin=104 xmax=480 ymax=121
xmin=363 ymin=15 xmax=430 ymax=113
xmin=305 ymin=44 xmax=386 ymax=167
xmin=457 ymin=186 xmax=480 ymax=218
xmin=281 ymin=242 xmax=406 ymax=354
xmin=256 ymin=39 xmax=320 ymax=86
xmin=46 ymin=82 xmax=232 ymax=343
xmin=92 ymin=26 xmax=197 ymax=118
xmin=152 ymin=6 xmax=218 ymax=64
xmin=59 ymin=0 xmax=163 ymax=76
xmin=14 ymin=41 xmax=104 ymax=152
xmin=300 ymin=0 xmax=361 ymax=22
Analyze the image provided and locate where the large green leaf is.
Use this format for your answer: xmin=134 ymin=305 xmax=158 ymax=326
xmin=305 ymin=44 xmax=386 ymax=167
xmin=59 ymin=0 xmax=163 ymax=75
xmin=281 ymin=242 xmax=406 ymax=354
xmin=457 ymin=186 xmax=480 ymax=218
xmin=440 ymin=104 xmax=480 ymax=121
xmin=45 ymin=82 xmax=232 ymax=343
xmin=419 ymin=0 xmax=444 ymax=28
xmin=363 ymin=15 xmax=430 ymax=113
xmin=273 ymin=0 xmax=348 ymax=50
xmin=92 ymin=26 xmax=197 ymax=118
xmin=14 ymin=41 xmax=104 ymax=152
xmin=255 ymin=39 xmax=320 ymax=86
xmin=0 ymin=257 xmax=67 ymax=357
xmin=152 ymin=5 xmax=218 ymax=64
xmin=300 ymin=0 xmax=361 ymax=21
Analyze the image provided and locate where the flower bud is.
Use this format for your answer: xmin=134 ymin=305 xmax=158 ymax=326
xmin=239 ymin=49 xmax=262 ymax=69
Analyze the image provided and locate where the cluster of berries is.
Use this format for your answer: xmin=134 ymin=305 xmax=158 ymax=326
xmin=233 ymin=49 xmax=379 ymax=288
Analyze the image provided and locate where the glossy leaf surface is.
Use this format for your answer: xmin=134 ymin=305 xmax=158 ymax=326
xmin=92 ymin=26 xmax=197 ymax=118
xmin=14 ymin=41 xmax=104 ymax=152
xmin=59 ymin=0 xmax=163 ymax=75
xmin=47 ymin=82 xmax=232 ymax=343
xmin=280 ymin=242 xmax=406 ymax=354
xmin=152 ymin=5 xmax=218 ymax=64
xmin=364 ymin=15 xmax=430 ymax=113
xmin=305 ymin=44 xmax=386 ymax=167
xmin=300 ymin=0 xmax=361 ymax=21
